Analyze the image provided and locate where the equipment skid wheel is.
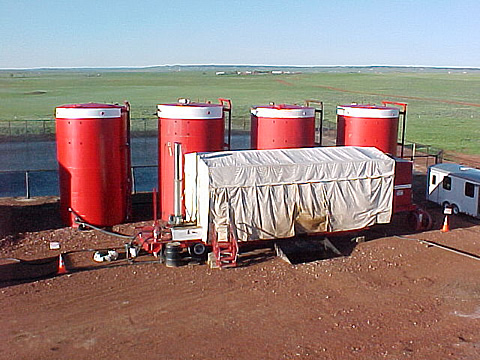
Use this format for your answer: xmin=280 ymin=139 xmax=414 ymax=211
xmin=188 ymin=242 xmax=207 ymax=261
xmin=407 ymin=208 xmax=433 ymax=232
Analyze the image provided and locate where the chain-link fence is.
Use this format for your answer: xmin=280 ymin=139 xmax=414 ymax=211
xmin=0 ymin=119 xmax=56 ymax=141
xmin=0 ymin=119 xmax=160 ymax=197
xmin=0 ymin=117 xmax=338 ymax=139
xmin=0 ymin=165 xmax=157 ymax=198
xmin=0 ymin=118 xmax=159 ymax=141
xmin=0 ymin=118 xmax=443 ymax=198
xmin=401 ymin=141 xmax=444 ymax=171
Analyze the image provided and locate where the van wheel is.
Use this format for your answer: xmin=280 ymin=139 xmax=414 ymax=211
xmin=451 ymin=204 xmax=459 ymax=215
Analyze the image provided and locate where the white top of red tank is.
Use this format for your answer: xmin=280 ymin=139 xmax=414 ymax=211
xmin=56 ymin=103 xmax=123 ymax=109
xmin=55 ymin=103 xmax=124 ymax=119
xmin=251 ymin=104 xmax=315 ymax=118
xmin=337 ymin=104 xmax=400 ymax=118
xmin=157 ymin=102 xmax=223 ymax=119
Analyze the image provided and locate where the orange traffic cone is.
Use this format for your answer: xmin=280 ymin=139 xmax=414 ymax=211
xmin=441 ymin=215 xmax=450 ymax=233
xmin=57 ymin=253 xmax=68 ymax=275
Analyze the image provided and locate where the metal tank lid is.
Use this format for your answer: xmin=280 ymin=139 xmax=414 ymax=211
xmin=251 ymin=104 xmax=315 ymax=118
xmin=55 ymin=103 xmax=123 ymax=119
xmin=56 ymin=103 xmax=123 ymax=109
xmin=158 ymin=103 xmax=222 ymax=108
xmin=337 ymin=104 xmax=399 ymax=118
xmin=157 ymin=100 xmax=223 ymax=119
xmin=253 ymin=104 xmax=310 ymax=110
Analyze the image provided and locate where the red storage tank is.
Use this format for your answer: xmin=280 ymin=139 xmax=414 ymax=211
xmin=251 ymin=104 xmax=315 ymax=150
xmin=336 ymin=105 xmax=400 ymax=156
xmin=157 ymin=101 xmax=225 ymax=221
xmin=55 ymin=103 xmax=131 ymax=227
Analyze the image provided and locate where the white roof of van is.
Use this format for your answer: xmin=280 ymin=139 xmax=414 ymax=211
xmin=430 ymin=163 xmax=480 ymax=183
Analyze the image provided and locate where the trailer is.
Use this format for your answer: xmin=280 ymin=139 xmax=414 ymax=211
xmin=427 ymin=163 xmax=480 ymax=218
xmin=124 ymin=146 xmax=430 ymax=267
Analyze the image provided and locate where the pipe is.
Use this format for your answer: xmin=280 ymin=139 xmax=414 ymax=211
xmin=172 ymin=142 xmax=183 ymax=225
xmin=153 ymin=187 xmax=158 ymax=223
xmin=395 ymin=235 xmax=480 ymax=262
xmin=124 ymin=100 xmax=132 ymax=219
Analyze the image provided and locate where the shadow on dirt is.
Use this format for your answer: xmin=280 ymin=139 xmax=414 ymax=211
xmin=0 ymin=251 xmax=156 ymax=288
xmin=0 ymin=200 xmax=63 ymax=238
xmin=0 ymin=256 xmax=58 ymax=288
xmin=0 ymin=193 xmax=157 ymax=240
xmin=274 ymin=235 xmax=358 ymax=265
xmin=232 ymin=235 xmax=360 ymax=267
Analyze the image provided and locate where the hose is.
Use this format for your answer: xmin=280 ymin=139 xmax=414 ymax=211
xmin=69 ymin=207 xmax=134 ymax=240
xmin=74 ymin=220 xmax=134 ymax=240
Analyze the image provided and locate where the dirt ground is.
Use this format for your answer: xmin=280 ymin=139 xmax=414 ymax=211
xmin=1 ymin=162 xmax=480 ymax=359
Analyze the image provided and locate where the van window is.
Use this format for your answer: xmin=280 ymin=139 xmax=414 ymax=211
xmin=431 ymin=175 xmax=436 ymax=185
xmin=465 ymin=182 xmax=475 ymax=198
xmin=442 ymin=176 xmax=452 ymax=191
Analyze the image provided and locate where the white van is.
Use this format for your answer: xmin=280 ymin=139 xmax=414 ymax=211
xmin=427 ymin=163 xmax=480 ymax=218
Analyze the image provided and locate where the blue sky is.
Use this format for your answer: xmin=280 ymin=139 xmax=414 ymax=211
xmin=1 ymin=0 xmax=479 ymax=68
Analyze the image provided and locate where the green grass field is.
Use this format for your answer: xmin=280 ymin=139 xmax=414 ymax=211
xmin=0 ymin=70 xmax=479 ymax=155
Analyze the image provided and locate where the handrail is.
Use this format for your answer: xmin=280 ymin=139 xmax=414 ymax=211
xmin=305 ymin=100 xmax=323 ymax=146
xmin=382 ymin=101 xmax=408 ymax=158
xmin=218 ymin=98 xmax=232 ymax=150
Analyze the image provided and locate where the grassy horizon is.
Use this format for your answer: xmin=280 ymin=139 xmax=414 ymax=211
xmin=0 ymin=70 xmax=479 ymax=155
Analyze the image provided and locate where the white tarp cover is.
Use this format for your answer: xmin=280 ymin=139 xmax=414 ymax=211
xmin=184 ymin=146 xmax=395 ymax=243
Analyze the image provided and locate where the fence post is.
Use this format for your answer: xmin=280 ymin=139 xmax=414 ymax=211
xmin=131 ymin=167 xmax=136 ymax=194
xmin=25 ymin=171 xmax=30 ymax=199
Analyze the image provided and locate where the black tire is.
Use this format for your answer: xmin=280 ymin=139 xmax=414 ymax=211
xmin=451 ymin=204 xmax=460 ymax=215
xmin=418 ymin=209 xmax=433 ymax=231
xmin=189 ymin=243 xmax=207 ymax=258
xmin=407 ymin=211 xmax=421 ymax=232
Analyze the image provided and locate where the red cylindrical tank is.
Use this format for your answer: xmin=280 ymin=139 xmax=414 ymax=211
xmin=55 ymin=103 xmax=131 ymax=227
xmin=157 ymin=101 xmax=225 ymax=221
xmin=250 ymin=104 xmax=315 ymax=150
xmin=336 ymin=105 xmax=400 ymax=156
